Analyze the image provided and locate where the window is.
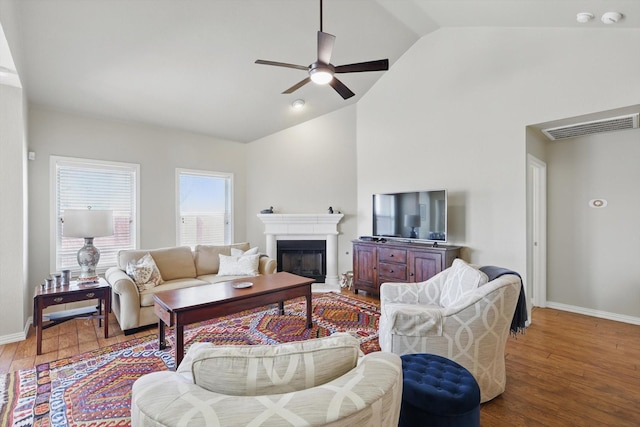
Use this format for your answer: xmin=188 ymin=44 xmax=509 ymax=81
xmin=52 ymin=156 xmax=139 ymax=274
xmin=176 ymin=169 xmax=232 ymax=246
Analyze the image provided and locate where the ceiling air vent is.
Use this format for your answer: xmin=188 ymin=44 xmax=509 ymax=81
xmin=542 ymin=113 xmax=639 ymax=141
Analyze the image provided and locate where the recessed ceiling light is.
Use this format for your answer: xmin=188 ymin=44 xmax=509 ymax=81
xmin=576 ymin=12 xmax=594 ymax=23
xmin=291 ymin=99 xmax=305 ymax=110
xmin=601 ymin=12 xmax=623 ymax=24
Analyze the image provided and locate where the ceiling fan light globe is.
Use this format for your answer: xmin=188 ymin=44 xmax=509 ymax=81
xmin=309 ymin=68 xmax=333 ymax=85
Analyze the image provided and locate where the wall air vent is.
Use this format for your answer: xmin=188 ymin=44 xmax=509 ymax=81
xmin=542 ymin=113 xmax=639 ymax=141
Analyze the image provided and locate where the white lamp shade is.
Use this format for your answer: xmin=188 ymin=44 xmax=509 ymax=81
xmin=63 ymin=209 xmax=113 ymax=238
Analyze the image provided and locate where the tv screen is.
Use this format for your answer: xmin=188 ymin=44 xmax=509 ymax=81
xmin=372 ymin=189 xmax=447 ymax=243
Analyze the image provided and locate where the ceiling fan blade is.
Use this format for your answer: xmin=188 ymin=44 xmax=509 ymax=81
xmin=255 ymin=60 xmax=308 ymax=71
xmin=334 ymin=59 xmax=389 ymax=73
xmin=329 ymin=77 xmax=355 ymax=100
xmin=283 ymin=77 xmax=312 ymax=94
xmin=317 ymin=31 xmax=335 ymax=64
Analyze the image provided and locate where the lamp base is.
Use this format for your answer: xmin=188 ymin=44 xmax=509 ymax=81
xmin=77 ymin=237 xmax=101 ymax=282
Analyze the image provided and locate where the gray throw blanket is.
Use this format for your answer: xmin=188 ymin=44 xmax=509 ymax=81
xmin=479 ymin=266 xmax=527 ymax=335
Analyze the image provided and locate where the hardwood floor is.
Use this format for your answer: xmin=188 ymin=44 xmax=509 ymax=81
xmin=1 ymin=291 xmax=639 ymax=426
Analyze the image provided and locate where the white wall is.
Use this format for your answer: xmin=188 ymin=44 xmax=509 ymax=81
xmin=246 ymin=106 xmax=358 ymax=277
xmin=27 ymin=106 xmax=248 ymax=290
xmin=547 ymin=129 xmax=640 ymax=318
xmin=0 ymin=83 xmax=27 ymax=341
xmin=357 ymin=27 xmax=640 ymax=317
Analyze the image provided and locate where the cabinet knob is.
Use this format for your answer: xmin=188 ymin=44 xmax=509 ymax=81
xmin=54 ymin=297 xmax=63 ymax=303
xmin=410 ymin=273 xmax=414 ymax=277
xmin=390 ymin=254 xmax=394 ymax=257
xmin=86 ymin=292 xmax=95 ymax=298
xmin=390 ymin=269 xmax=394 ymax=273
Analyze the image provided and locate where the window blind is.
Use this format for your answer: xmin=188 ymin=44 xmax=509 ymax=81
xmin=55 ymin=158 xmax=138 ymax=274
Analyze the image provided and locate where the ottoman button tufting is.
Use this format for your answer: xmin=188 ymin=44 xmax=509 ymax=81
xmin=399 ymin=353 xmax=481 ymax=427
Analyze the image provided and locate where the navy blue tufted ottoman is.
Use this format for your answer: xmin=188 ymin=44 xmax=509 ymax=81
xmin=399 ymin=354 xmax=481 ymax=427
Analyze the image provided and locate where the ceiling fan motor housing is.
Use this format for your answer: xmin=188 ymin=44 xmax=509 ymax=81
xmin=309 ymin=62 xmax=335 ymax=84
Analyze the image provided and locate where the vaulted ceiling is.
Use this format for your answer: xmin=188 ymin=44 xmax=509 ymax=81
xmin=2 ymin=0 xmax=639 ymax=142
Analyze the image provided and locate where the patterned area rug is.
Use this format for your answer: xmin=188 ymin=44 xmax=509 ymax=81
xmin=0 ymin=292 xmax=380 ymax=427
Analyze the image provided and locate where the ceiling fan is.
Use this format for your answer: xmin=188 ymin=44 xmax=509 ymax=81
xmin=255 ymin=0 xmax=389 ymax=100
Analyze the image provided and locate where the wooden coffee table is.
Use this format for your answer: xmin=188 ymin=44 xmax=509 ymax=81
xmin=153 ymin=272 xmax=314 ymax=367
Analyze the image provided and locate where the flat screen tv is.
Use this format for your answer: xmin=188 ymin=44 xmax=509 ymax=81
xmin=372 ymin=189 xmax=447 ymax=243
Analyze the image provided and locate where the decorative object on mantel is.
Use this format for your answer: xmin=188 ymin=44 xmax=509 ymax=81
xmin=260 ymin=206 xmax=274 ymax=214
xmin=62 ymin=207 xmax=113 ymax=283
xmin=327 ymin=206 xmax=333 ymax=214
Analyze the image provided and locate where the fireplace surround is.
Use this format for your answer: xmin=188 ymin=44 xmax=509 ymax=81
xmin=258 ymin=213 xmax=344 ymax=286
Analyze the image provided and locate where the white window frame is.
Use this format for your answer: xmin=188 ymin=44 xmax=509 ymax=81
xmin=50 ymin=156 xmax=140 ymax=274
xmin=175 ymin=168 xmax=233 ymax=247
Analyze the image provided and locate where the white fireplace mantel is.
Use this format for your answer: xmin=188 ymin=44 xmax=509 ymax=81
xmin=257 ymin=213 xmax=344 ymax=285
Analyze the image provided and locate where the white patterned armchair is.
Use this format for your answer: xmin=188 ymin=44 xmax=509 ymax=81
xmin=131 ymin=333 xmax=403 ymax=426
xmin=379 ymin=259 xmax=522 ymax=402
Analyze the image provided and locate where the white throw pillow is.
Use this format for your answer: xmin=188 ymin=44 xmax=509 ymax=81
xmin=439 ymin=258 xmax=488 ymax=307
xmin=230 ymin=246 xmax=259 ymax=257
xmin=183 ymin=333 xmax=361 ymax=396
xmin=217 ymin=253 xmax=260 ymax=276
xmin=126 ymin=253 xmax=164 ymax=292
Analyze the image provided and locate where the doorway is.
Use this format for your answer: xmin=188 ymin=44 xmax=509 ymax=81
xmin=527 ymin=154 xmax=547 ymax=321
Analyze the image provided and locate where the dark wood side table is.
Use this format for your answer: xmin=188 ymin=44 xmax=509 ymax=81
xmin=33 ymin=277 xmax=111 ymax=355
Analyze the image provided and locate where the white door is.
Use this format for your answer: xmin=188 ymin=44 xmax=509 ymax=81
xmin=527 ymin=154 xmax=547 ymax=319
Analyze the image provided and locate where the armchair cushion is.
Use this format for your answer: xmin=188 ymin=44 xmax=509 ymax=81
xmin=178 ymin=333 xmax=361 ymax=396
xmin=439 ymin=259 xmax=488 ymax=307
xmin=384 ymin=303 xmax=443 ymax=337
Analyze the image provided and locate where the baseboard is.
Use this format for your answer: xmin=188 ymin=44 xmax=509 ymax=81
xmin=0 ymin=330 xmax=27 ymax=346
xmin=545 ymin=301 xmax=640 ymax=326
xmin=312 ymin=282 xmax=341 ymax=293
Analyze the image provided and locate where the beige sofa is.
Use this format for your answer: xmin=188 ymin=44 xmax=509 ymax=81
xmin=131 ymin=333 xmax=403 ymax=427
xmin=105 ymin=243 xmax=277 ymax=334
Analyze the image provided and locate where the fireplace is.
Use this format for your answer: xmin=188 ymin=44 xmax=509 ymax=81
xmin=277 ymin=240 xmax=326 ymax=282
xmin=258 ymin=213 xmax=344 ymax=286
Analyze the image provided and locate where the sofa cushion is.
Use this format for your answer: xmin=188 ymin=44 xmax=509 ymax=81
xmin=194 ymin=243 xmax=250 ymax=276
xmin=230 ymin=246 xmax=258 ymax=256
xmin=217 ymin=253 xmax=260 ymax=276
xmin=180 ymin=333 xmax=361 ymax=396
xmin=126 ymin=253 xmax=164 ymax=292
xmin=439 ymin=258 xmax=489 ymax=307
xmin=119 ymin=246 xmax=196 ymax=281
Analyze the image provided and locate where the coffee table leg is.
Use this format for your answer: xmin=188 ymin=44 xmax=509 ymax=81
xmin=278 ymin=301 xmax=285 ymax=315
xmin=158 ymin=319 xmax=166 ymax=350
xmin=175 ymin=325 xmax=184 ymax=368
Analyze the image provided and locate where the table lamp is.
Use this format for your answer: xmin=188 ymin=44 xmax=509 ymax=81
xmin=404 ymin=214 xmax=421 ymax=239
xmin=63 ymin=208 xmax=113 ymax=283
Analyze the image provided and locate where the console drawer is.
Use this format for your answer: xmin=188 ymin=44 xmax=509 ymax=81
xmin=378 ymin=262 xmax=407 ymax=281
xmin=378 ymin=247 xmax=407 ymax=263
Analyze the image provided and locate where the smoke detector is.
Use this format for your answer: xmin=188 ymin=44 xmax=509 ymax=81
xmin=576 ymin=13 xmax=594 ymax=23
xmin=601 ymin=12 xmax=623 ymax=24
